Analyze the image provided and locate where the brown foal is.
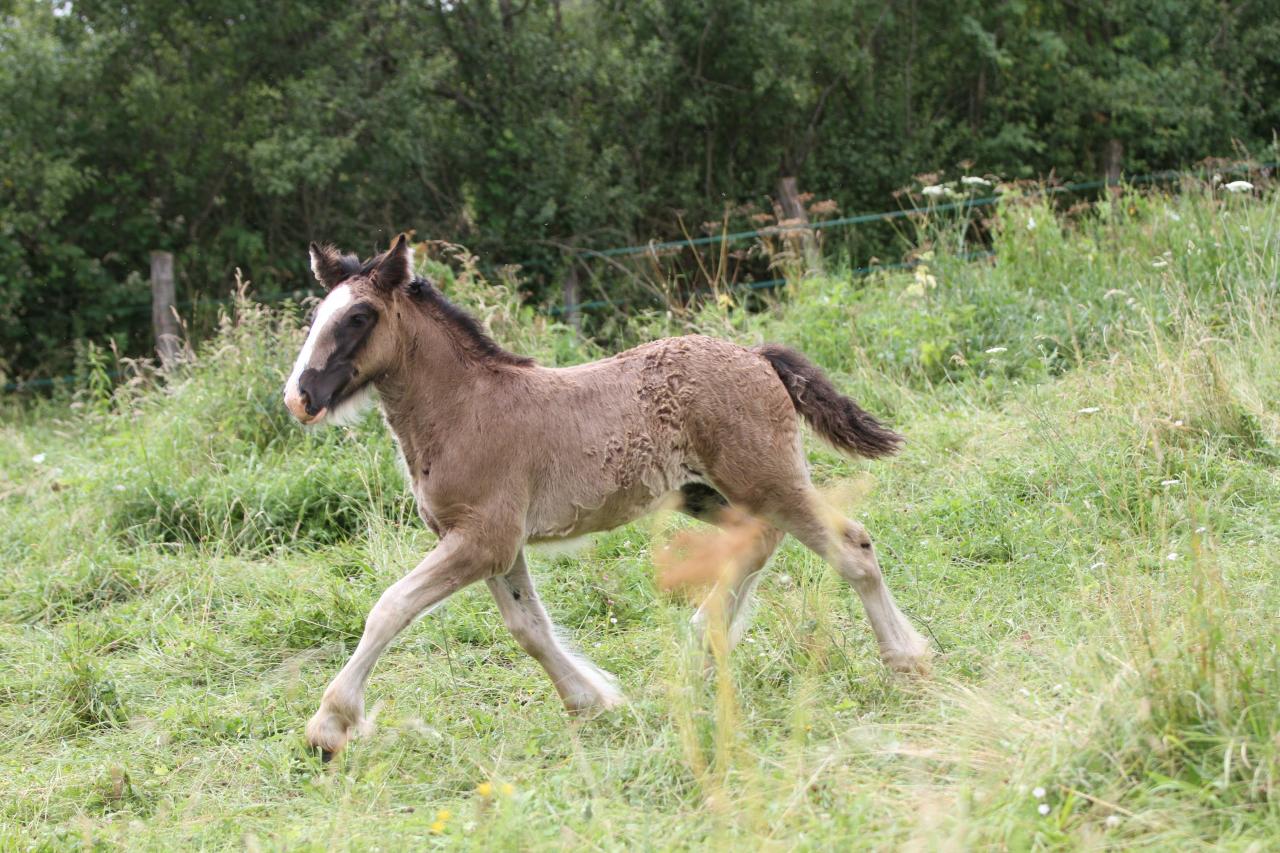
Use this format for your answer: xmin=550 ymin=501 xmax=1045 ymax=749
xmin=284 ymin=235 xmax=930 ymax=757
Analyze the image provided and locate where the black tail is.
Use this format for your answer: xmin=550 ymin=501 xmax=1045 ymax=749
xmin=756 ymin=344 xmax=903 ymax=459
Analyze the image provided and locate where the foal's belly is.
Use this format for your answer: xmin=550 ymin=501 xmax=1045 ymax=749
xmin=525 ymin=427 xmax=701 ymax=542
xmin=526 ymin=480 xmax=687 ymax=543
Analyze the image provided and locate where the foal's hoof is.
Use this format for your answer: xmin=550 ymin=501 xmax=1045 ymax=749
xmin=563 ymin=679 xmax=628 ymax=716
xmin=305 ymin=707 xmax=360 ymax=758
xmin=565 ymin=692 xmax=628 ymax=717
xmin=882 ymin=637 xmax=932 ymax=676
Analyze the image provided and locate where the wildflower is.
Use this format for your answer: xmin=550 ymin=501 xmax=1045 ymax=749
xmin=985 ymin=346 xmax=1007 ymax=354
xmin=114 ymin=484 xmax=126 ymax=492
xmin=500 ymin=782 xmax=515 ymax=797
xmin=31 ymin=453 xmax=46 ymax=464
xmin=1077 ymin=407 xmax=1100 ymax=414
xmin=1224 ymin=180 xmax=1254 ymax=193
xmin=1160 ymin=479 xmax=1180 ymax=487
xmin=1167 ymin=552 xmax=1178 ymax=561
xmin=1167 ymin=210 xmax=1182 ymax=221
xmin=1105 ymin=815 xmax=1122 ymax=828
xmin=609 ymin=617 xmax=618 ymax=624
xmin=1032 ymin=786 xmax=1046 ymax=799
xmin=1038 ymin=803 xmax=1051 ymax=816
xmin=436 ymin=809 xmax=452 ymax=822
xmin=476 ymin=782 xmax=493 ymax=798
xmin=1195 ymin=526 xmax=1207 ymax=534
xmin=1151 ymin=258 xmax=1168 ymax=268
xmin=922 ymin=184 xmax=947 ymax=198
xmin=1026 ymin=216 xmax=1037 ymax=231
xmin=960 ymin=175 xmax=991 ymax=187
xmin=430 ymin=820 xmax=446 ymax=834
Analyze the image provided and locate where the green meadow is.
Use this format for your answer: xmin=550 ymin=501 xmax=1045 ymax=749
xmin=2 ymin=184 xmax=1277 ymax=849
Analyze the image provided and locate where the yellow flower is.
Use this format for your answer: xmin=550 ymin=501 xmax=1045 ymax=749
xmin=476 ymin=781 xmax=493 ymax=797
xmin=430 ymin=820 xmax=446 ymax=834
xmin=500 ymin=783 xmax=515 ymax=797
xmin=436 ymin=809 xmax=452 ymax=821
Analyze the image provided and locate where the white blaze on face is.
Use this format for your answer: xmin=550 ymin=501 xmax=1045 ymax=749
xmin=283 ymin=284 xmax=354 ymax=422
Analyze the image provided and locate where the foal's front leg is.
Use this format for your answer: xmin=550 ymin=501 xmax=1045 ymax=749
xmin=487 ymin=552 xmax=625 ymax=713
xmin=306 ymin=533 xmax=512 ymax=757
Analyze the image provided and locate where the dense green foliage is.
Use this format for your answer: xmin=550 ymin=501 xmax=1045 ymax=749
xmin=3 ymin=0 xmax=1278 ymax=378
xmin=1 ymin=185 xmax=1278 ymax=847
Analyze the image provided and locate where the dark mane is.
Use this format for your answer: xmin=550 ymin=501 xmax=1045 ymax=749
xmin=332 ymin=251 xmax=366 ymax=279
xmin=331 ymin=249 xmax=395 ymax=279
xmin=408 ymin=276 xmax=535 ymax=367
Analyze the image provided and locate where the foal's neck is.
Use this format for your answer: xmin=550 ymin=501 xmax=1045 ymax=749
xmin=373 ymin=287 xmax=527 ymax=472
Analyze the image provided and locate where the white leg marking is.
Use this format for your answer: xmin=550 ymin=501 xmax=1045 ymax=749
xmin=487 ymin=553 xmax=625 ymax=712
xmin=306 ymin=535 xmax=481 ymax=754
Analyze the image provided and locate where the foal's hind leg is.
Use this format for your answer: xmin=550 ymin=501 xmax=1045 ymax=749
xmin=768 ymin=488 xmax=930 ymax=673
xmin=704 ymin=457 xmax=930 ymax=674
xmin=487 ymin=551 xmax=625 ymax=713
xmin=681 ymin=484 xmax=784 ymax=655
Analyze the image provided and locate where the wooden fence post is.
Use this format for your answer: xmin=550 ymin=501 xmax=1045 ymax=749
xmin=775 ymin=175 xmax=819 ymax=268
xmin=150 ymin=250 xmax=182 ymax=367
xmin=562 ymin=263 xmax=581 ymax=334
xmin=1105 ymin=138 xmax=1124 ymax=197
xmin=775 ymin=176 xmax=809 ymax=224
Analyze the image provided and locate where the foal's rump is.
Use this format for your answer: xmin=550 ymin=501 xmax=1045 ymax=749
xmin=638 ymin=335 xmax=904 ymax=512
xmin=662 ymin=335 xmax=903 ymax=463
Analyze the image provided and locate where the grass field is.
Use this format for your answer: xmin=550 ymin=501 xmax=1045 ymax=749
xmin=2 ymin=183 xmax=1278 ymax=850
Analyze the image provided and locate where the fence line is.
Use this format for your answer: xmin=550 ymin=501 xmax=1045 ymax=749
xmin=573 ymin=163 xmax=1271 ymax=259
xmin=3 ymin=161 xmax=1271 ymax=393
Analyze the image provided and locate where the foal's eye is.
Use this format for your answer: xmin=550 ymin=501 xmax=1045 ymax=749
xmin=349 ymin=314 xmax=367 ymax=327
xmin=860 ymin=542 xmax=872 ymax=550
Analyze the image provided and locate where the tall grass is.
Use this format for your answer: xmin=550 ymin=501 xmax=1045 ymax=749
xmin=1 ymin=181 xmax=1277 ymax=848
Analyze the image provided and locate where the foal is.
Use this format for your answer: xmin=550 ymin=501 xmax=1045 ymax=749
xmin=285 ymin=235 xmax=930 ymax=757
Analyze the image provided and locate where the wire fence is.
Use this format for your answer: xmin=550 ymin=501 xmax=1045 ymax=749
xmin=547 ymin=161 xmax=1269 ymax=316
xmin=3 ymin=160 xmax=1272 ymax=393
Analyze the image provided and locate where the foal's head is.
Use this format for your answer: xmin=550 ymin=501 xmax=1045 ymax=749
xmin=283 ymin=234 xmax=416 ymax=425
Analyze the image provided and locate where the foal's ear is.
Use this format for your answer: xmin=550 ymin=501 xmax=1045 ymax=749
xmin=371 ymin=233 xmax=413 ymax=291
xmin=309 ymin=242 xmax=347 ymax=290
